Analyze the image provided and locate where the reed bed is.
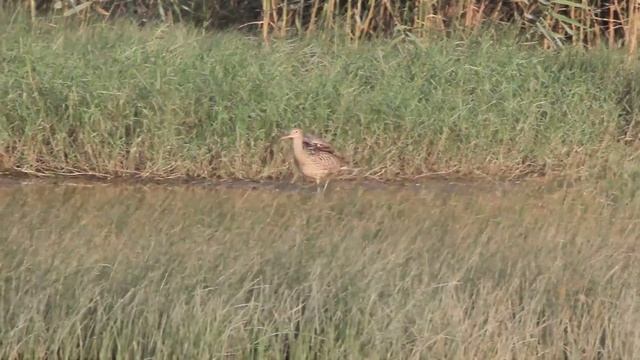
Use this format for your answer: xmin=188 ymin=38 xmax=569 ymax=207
xmin=8 ymin=0 xmax=640 ymax=50
xmin=1 ymin=12 xmax=640 ymax=181
xmin=0 ymin=182 xmax=639 ymax=358
xmin=261 ymin=0 xmax=640 ymax=51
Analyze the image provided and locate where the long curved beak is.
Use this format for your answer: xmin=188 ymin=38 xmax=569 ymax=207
xmin=280 ymin=134 xmax=293 ymax=140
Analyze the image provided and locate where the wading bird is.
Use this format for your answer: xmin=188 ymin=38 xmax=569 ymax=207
xmin=280 ymin=128 xmax=345 ymax=192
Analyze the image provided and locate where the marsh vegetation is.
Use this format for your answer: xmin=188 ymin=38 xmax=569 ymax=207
xmin=2 ymin=4 xmax=640 ymax=358
xmin=1 ymin=181 xmax=639 ymax=358
xmin=2 ymin=11 xmax=640 ymax=181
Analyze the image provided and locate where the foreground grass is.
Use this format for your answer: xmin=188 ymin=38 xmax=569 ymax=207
xmin=0 ymin=181 xmax=639 ymax=358
xmin=2 ymin=12 xmax=640 ymax=181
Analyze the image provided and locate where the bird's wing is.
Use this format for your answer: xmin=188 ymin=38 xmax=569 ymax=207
xmin=303 ymin=134 xmax=336 ymax=154
xmin=303 ymin=134 xmax=347 ymax=164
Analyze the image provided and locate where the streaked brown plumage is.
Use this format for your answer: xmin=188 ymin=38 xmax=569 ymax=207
xmin=280 ymin=128 xmax=345 ymax=190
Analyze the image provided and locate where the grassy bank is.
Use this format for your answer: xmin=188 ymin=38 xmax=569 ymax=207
xmin=2 ymin=12 xmax=640 ymax=181
xmin=1 ymin=183 xmax=639 ymax=358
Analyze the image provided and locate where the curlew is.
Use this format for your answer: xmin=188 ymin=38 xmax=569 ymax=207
xmin=280 ymin=128 xmax=345 ymax=191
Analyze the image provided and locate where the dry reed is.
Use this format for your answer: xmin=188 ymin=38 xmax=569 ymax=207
xmin=14 ymin=0 xmax=640 ymax=49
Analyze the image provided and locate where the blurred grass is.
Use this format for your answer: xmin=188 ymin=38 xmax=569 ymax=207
xmin=1 ymin=182 xmax=639 ymax=358
xmin=2 ymin=11 xmax=640 ymax=181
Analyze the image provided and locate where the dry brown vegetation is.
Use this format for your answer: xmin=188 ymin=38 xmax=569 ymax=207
xmin=10 ymin=0 xmax=640 ymax=52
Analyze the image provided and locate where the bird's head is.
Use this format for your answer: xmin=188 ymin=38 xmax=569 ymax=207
xmin=280 ymin=128 xmax=303 ymax=140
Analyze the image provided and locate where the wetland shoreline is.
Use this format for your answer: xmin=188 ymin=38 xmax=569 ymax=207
xmin=3 ymin=8 xmax=640 ymax=359
xmin=0 ymin=171 xmax=547 ymax=194
xmin=2 ymin=13 xmax=639 ymax=184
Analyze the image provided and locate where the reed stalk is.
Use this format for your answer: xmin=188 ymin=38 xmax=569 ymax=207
xmin=11 ymin=0 xmax=640 ymax=49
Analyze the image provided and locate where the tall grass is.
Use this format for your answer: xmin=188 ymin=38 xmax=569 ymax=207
xmin=261 ymin=0 xmax=640 ymax=50
xmin=9 ymin=0 xmax=640 ymax=49
xmin=1 ymin=182 xmax=639 ymax=358
xmin=2 ymin=12 xmax=640 ymax=181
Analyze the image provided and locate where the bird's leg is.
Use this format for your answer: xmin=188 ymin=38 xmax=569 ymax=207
xmin=290 ymin=172 xmax=299 ymax=184
xmin=322 ymin=179 xmax=330 ymax=192
xmin=315 ymin=178 xmax=321 ymax=193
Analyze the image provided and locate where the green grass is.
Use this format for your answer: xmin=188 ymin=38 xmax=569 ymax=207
xmin=2 ymin=11 xmax=640 ymax=181
xmin=3 ymin=13 xmax=640 ymax=357
xmin=1 ymin=182 xmax=639 ymax=358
